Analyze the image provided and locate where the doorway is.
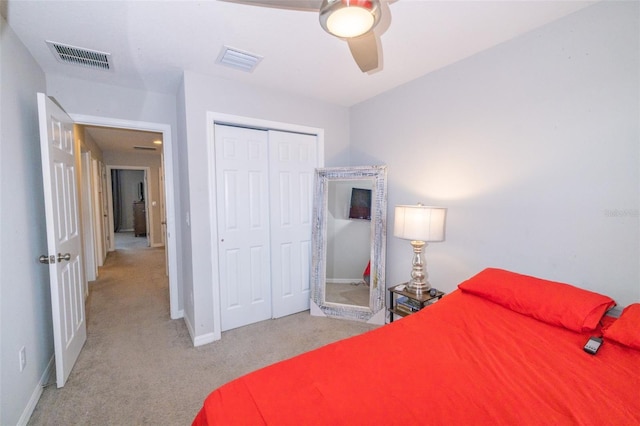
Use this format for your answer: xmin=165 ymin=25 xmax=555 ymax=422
xmin=72 ymin=114 xmax=181 ymax=320
xmin=108 ymin=167 xmax=151 ymax=250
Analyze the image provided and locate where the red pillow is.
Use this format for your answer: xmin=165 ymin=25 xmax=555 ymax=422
xmin=603 ymin=304 xmax=640 ymax=350
xmin=458 ymin=268 xmax=615 ymax=333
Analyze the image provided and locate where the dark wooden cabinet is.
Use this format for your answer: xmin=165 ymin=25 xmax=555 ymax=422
xmin=133 ymin=201 xmax=147 ymax=237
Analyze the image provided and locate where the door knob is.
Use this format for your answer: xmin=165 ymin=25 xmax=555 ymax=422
xmin=57 ymin=253 xmax=71 ymax=262
xmin=39 ymin=255 xmax=55 ymax=264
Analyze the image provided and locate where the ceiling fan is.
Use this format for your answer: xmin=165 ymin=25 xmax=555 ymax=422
xmin=218 ymin=0 xmax=393 ymax=73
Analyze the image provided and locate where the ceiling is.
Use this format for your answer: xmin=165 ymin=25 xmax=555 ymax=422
xmin=5 ymin=0 xmax=597 ymax=108
xmin=83 ymin=126 xmax=163 ymax=155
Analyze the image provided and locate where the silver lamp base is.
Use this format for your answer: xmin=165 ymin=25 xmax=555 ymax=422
xmin=405 ymin=240 xmax=431 ymax=294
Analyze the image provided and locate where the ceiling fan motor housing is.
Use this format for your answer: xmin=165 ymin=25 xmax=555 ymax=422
xmin=319 ymin=0 xmax=381 ymax=39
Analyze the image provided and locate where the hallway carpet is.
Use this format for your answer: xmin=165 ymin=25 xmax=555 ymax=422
xmin=28 ymin=246 xmax=378 ymax=425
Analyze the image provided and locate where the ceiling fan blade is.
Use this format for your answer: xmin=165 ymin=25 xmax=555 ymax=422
xmin=376 ymin=0 xmax=393 ymax=35
xmin=347 ymin=32 xmax=380 ymax=73
xmin=217 ymin=0 xmax=322 ymax=11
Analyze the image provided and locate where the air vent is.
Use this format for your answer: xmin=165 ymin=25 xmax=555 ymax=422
xmin=133 ymin=146 xmax=157 ymax=151
xmin=46 ymin=40 xmax=113 ymax=71
xmin=216 ymin=46 xmax=263 ymax=72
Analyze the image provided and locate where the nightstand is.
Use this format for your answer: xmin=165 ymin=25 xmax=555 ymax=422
xmin=388 ymin=284 xmax=445 ymax=322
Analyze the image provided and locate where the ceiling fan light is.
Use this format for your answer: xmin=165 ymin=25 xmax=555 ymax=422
xmin=327 ymin=7 xmax=374 ymax=38
xmin=320 ymin=0 xmax=380 ymax=39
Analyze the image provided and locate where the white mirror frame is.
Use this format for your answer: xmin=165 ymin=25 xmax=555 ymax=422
xmin=310 ymin=165 xmax=387 ymax=324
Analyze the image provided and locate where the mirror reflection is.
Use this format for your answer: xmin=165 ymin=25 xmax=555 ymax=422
xmin=310 ymin=165 xmax=387 ymax=324
xmin=325 ymin=179 xmax=373 ymax=307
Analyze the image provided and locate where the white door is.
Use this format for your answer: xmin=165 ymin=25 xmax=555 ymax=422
xmin=37 ymin=93 xmax=87 ymax=388
xmin=215 ymin=125 xmax=272 ymax=331
xmin=80 ymin=152 xmax=97 ymax=282
xmin=100 ymin=163 xmax=110 ymax=252
xmin=215 ymin=124 xmax=319 ymax=330
xmin=269 ymin=130 xmax=317 ymax=317
xmin=91 ymin=159 xmax=105 ymax=265
xmin=143 ymin=172 xmax=151 ymax=247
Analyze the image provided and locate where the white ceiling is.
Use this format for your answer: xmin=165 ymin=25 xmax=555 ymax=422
xmin=5 ymin=0 xmax=596 ymax=108
xmin=83 ymin=126 xmax=163 ymax=155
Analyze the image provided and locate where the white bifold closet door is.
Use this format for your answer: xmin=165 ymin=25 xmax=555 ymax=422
xmin=214 ymin=124 xmax=318 ymax=331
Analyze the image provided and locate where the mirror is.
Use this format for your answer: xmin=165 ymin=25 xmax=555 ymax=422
xmin=310 ymin=165 xmax=387 ymax=324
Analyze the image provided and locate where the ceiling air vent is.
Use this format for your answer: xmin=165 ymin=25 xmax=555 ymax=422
xmin=133 ymin=146 xmax=157 ymax=151
xmin=46 ymin=40 xmax=113 ymax=71
xmin=216 ymin=46 xmax=263 ymax=72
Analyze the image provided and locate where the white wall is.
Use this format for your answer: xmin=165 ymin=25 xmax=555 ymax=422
xmin=0 ymin=16 xmax=52 ymax=425
xmin=180 ymin=71 xmax=350 ymax=342
xmin=78 ymin=125 xmax=104 ymax=162
xmin=350 ymin=1 xmax=640 ymax=307
xmin=176 ymin=78 xmax=192 ymax=333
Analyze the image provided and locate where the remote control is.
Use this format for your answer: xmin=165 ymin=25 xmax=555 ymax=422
xmin=584 ymin=336 xmax=602 ymax=355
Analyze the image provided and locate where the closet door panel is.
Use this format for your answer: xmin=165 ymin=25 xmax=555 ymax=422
xmin=215 ymin=124 xmax=271 ymax=331
xmin=269 ymin=130 xmax=318 ymax=318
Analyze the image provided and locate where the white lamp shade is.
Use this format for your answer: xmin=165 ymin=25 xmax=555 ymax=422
xmin=394 ymin=205 xmax=446 ymax=242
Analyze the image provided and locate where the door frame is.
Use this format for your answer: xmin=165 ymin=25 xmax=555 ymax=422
xmin=206 ymin=111 xmax=325 ymax=341
xmin=70 ymin=114 xmax=182 ymax=320
xmin=106 ymin=166 xmax=151 ymax=249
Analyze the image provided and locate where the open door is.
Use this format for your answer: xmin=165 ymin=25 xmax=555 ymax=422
xmin=37 ymin=93 xmax=87 ymax=387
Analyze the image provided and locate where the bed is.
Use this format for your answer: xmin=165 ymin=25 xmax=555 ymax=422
xmin=193 ymin=268 xmax=640 ymax=425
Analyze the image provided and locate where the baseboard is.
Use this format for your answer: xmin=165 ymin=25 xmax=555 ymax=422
xmin=184 ymin=314 xmax=196 ymax=343
xmin=183 ymin=315 xmax=218 ymax=347
xmin=326 ymin=278 xmax=364 ymax=285
xmin=17 ymin=356 xmax=54 ymax=426
xmin=193 ymin=332 xmax=218 ymax=347
xmin=151 ymin=243 xmax=165 ymax=248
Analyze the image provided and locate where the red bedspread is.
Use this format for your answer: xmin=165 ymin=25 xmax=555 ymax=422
xmin=193 ymin=290 xmax=640 ymax=425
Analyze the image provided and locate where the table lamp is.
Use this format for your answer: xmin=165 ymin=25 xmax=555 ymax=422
xmin=394 ymin=204 xmax=446 ymax=294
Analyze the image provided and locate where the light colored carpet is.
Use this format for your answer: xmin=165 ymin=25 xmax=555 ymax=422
xmin=114 ymin=231 xmax=148 ymax=250
xmin=28 ymin=245 xmax=378 ymax=425
xmin=325 ymin=282 xmax=370 ymax=306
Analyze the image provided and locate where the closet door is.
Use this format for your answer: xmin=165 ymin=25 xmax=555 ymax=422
xmin=215 ymin=125 xmax=272 ymax=331
xmin=269 ymin=130 xmax=317 ymax=318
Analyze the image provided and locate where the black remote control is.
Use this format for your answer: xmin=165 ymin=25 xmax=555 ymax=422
xmin=584 ymin=337 xmax=602 ymax=355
